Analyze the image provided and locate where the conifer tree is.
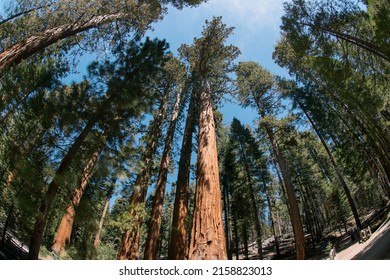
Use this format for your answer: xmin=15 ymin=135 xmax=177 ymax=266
xmin=0 ymin=0 xmax=206 ymax=71
xmin=181 ymin=17 xmax=240 ymax=260
xmin=144 ymin=57 xmax=186 ymax=260
xmin=235 ymin=62 xmax=306 ymax=259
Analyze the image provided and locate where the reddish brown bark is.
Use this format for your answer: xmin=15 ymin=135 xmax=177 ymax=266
xmin=168 ymin=90 xmax=197 ymax=260
xmin=117 ymin=98 xmax=168 ymax=260
xmin=188 ymin=82 xmax=227 ymax=260
xmin=51 ymin=148 xmax=101 ymax=255
xmin=144 ymin=90 xmax=182 ymax=259
xmin=270 ymin=133 xmax=306 ymax=259
xmin=28 ymin=112 xmax=101 ymax=260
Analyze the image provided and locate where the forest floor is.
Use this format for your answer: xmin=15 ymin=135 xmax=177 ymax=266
xmin=242 ymin=204 xmax=390 ymax=260
xmin=336 ymin=212 xmax=390 ymax=260
xmin=1 ymin=205 xmax=390 ymax=260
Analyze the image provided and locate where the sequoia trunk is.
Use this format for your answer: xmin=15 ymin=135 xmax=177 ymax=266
xmin=188 ymin=82 xmax=227 ymax=260
xmin=117 ymin=98 xmax=168 ymax=260
xmin=51 ymin=148 xmax=101 ymax=255
xmin=144 ymin=89 xmax=182 ymax=260
xmin=168 ymin=90 xmax=197 ymax=260
xmin=28 ymin=111 xmax=101 ymax=260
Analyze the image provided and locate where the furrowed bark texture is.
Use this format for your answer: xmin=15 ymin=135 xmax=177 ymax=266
xmin=168 ymin=90 xmax=197 ymax=260
xmin=188 ymin=83 xmax=227 ymax=260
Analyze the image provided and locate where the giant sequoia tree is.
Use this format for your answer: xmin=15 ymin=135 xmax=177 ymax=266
xmin=2 ymin=0 xmax=390 ymax=262
xmin=178 ymin=17 xmax=240 ymax=260
xmin=144 ymin=57 xmax=186 ymax=260
xmin=28 ymin=38 xmax=168 ymax=259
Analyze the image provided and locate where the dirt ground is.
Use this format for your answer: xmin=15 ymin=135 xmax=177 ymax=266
xmin=335 ymin=213 xmax=390 ymax=260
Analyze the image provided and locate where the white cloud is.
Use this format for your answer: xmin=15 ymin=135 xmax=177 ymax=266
xmin=202 ymin=0 xmax=285 ymax=33
xmin=150 ymin=0 xmax=287 ymax=73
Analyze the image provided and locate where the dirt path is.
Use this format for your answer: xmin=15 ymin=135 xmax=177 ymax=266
xmin=335 ymin=214 xmax=390 ymax=260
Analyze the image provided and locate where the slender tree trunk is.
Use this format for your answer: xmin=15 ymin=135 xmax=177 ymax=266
xmin=1 ymin=204 xmax=13 ymax=249
xmin=297 ymin=100 xmax=363 ymax=229
xmin=222 ymin=181 xmax=232 ymax=260
xmin=0 ymin=4 xmax=52 ymax=26
xmin=0 ymin=14 xmax=124 ymax=71
xmin=265 ymin=189 xmax=280 ymax=258
xmin=188 ymin=81 xmax=227 ymax=260
xmin=238 ymin=141 xmax=263 ymax=259
xmin=51 ymin=147 xmax=102 ymax=255
xmin=272 ymin=138 xmax=305 ymax=259
xmin=303 ymin=23 xmax=389 ymax=62
xmin=28 ymin=111 xmax=102 ymax=260
xmin=233 ymin=213 xmax=239 ymax=260
xmin=255 ymin=97 xmax=305 ymax=259
xmin=94 ymin=184 xmax=114 ymax=248
xmin=117 ymin=98 xmax=168 ymax=260
xmin=168 ymin=90 xmax=197 ymax=260
xmin=242 ymin=223 xmax=249 ymax=260
xmin=144 ymin=89 xmax=182 ymax=260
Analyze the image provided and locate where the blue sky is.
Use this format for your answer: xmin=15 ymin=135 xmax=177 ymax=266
xmin=139 ymin=0 xmax=291 ymax=195
xmin=0 ymin=0 xmax=289 ymax=126
xmin=147 ymin=0 xmax=289 ymax=127
xmin=1 ymin=0 xmax=292 ymax=199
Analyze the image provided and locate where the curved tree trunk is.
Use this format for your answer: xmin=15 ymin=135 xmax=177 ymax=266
xmin=188 ymin=82 xmax=227 ymax=260
xmin=303 ymin=23 xmax=389 ymax=62
xmin=0 ymin=14 xmax=123 ymax=71
xmin=51 ymin=147 xmax=102 ymax=255
xmin=168 ymin=90 xmax=197 ymax=260
xmin=297 ymin=100 xmax=362 ymax=229
xmin=255 ymin=98 xmax=305 ymax=260
xmin=28 ymin=110 xmax=103 ymax=260
xmin=144 ymin=89 xmax=182 ymax=260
